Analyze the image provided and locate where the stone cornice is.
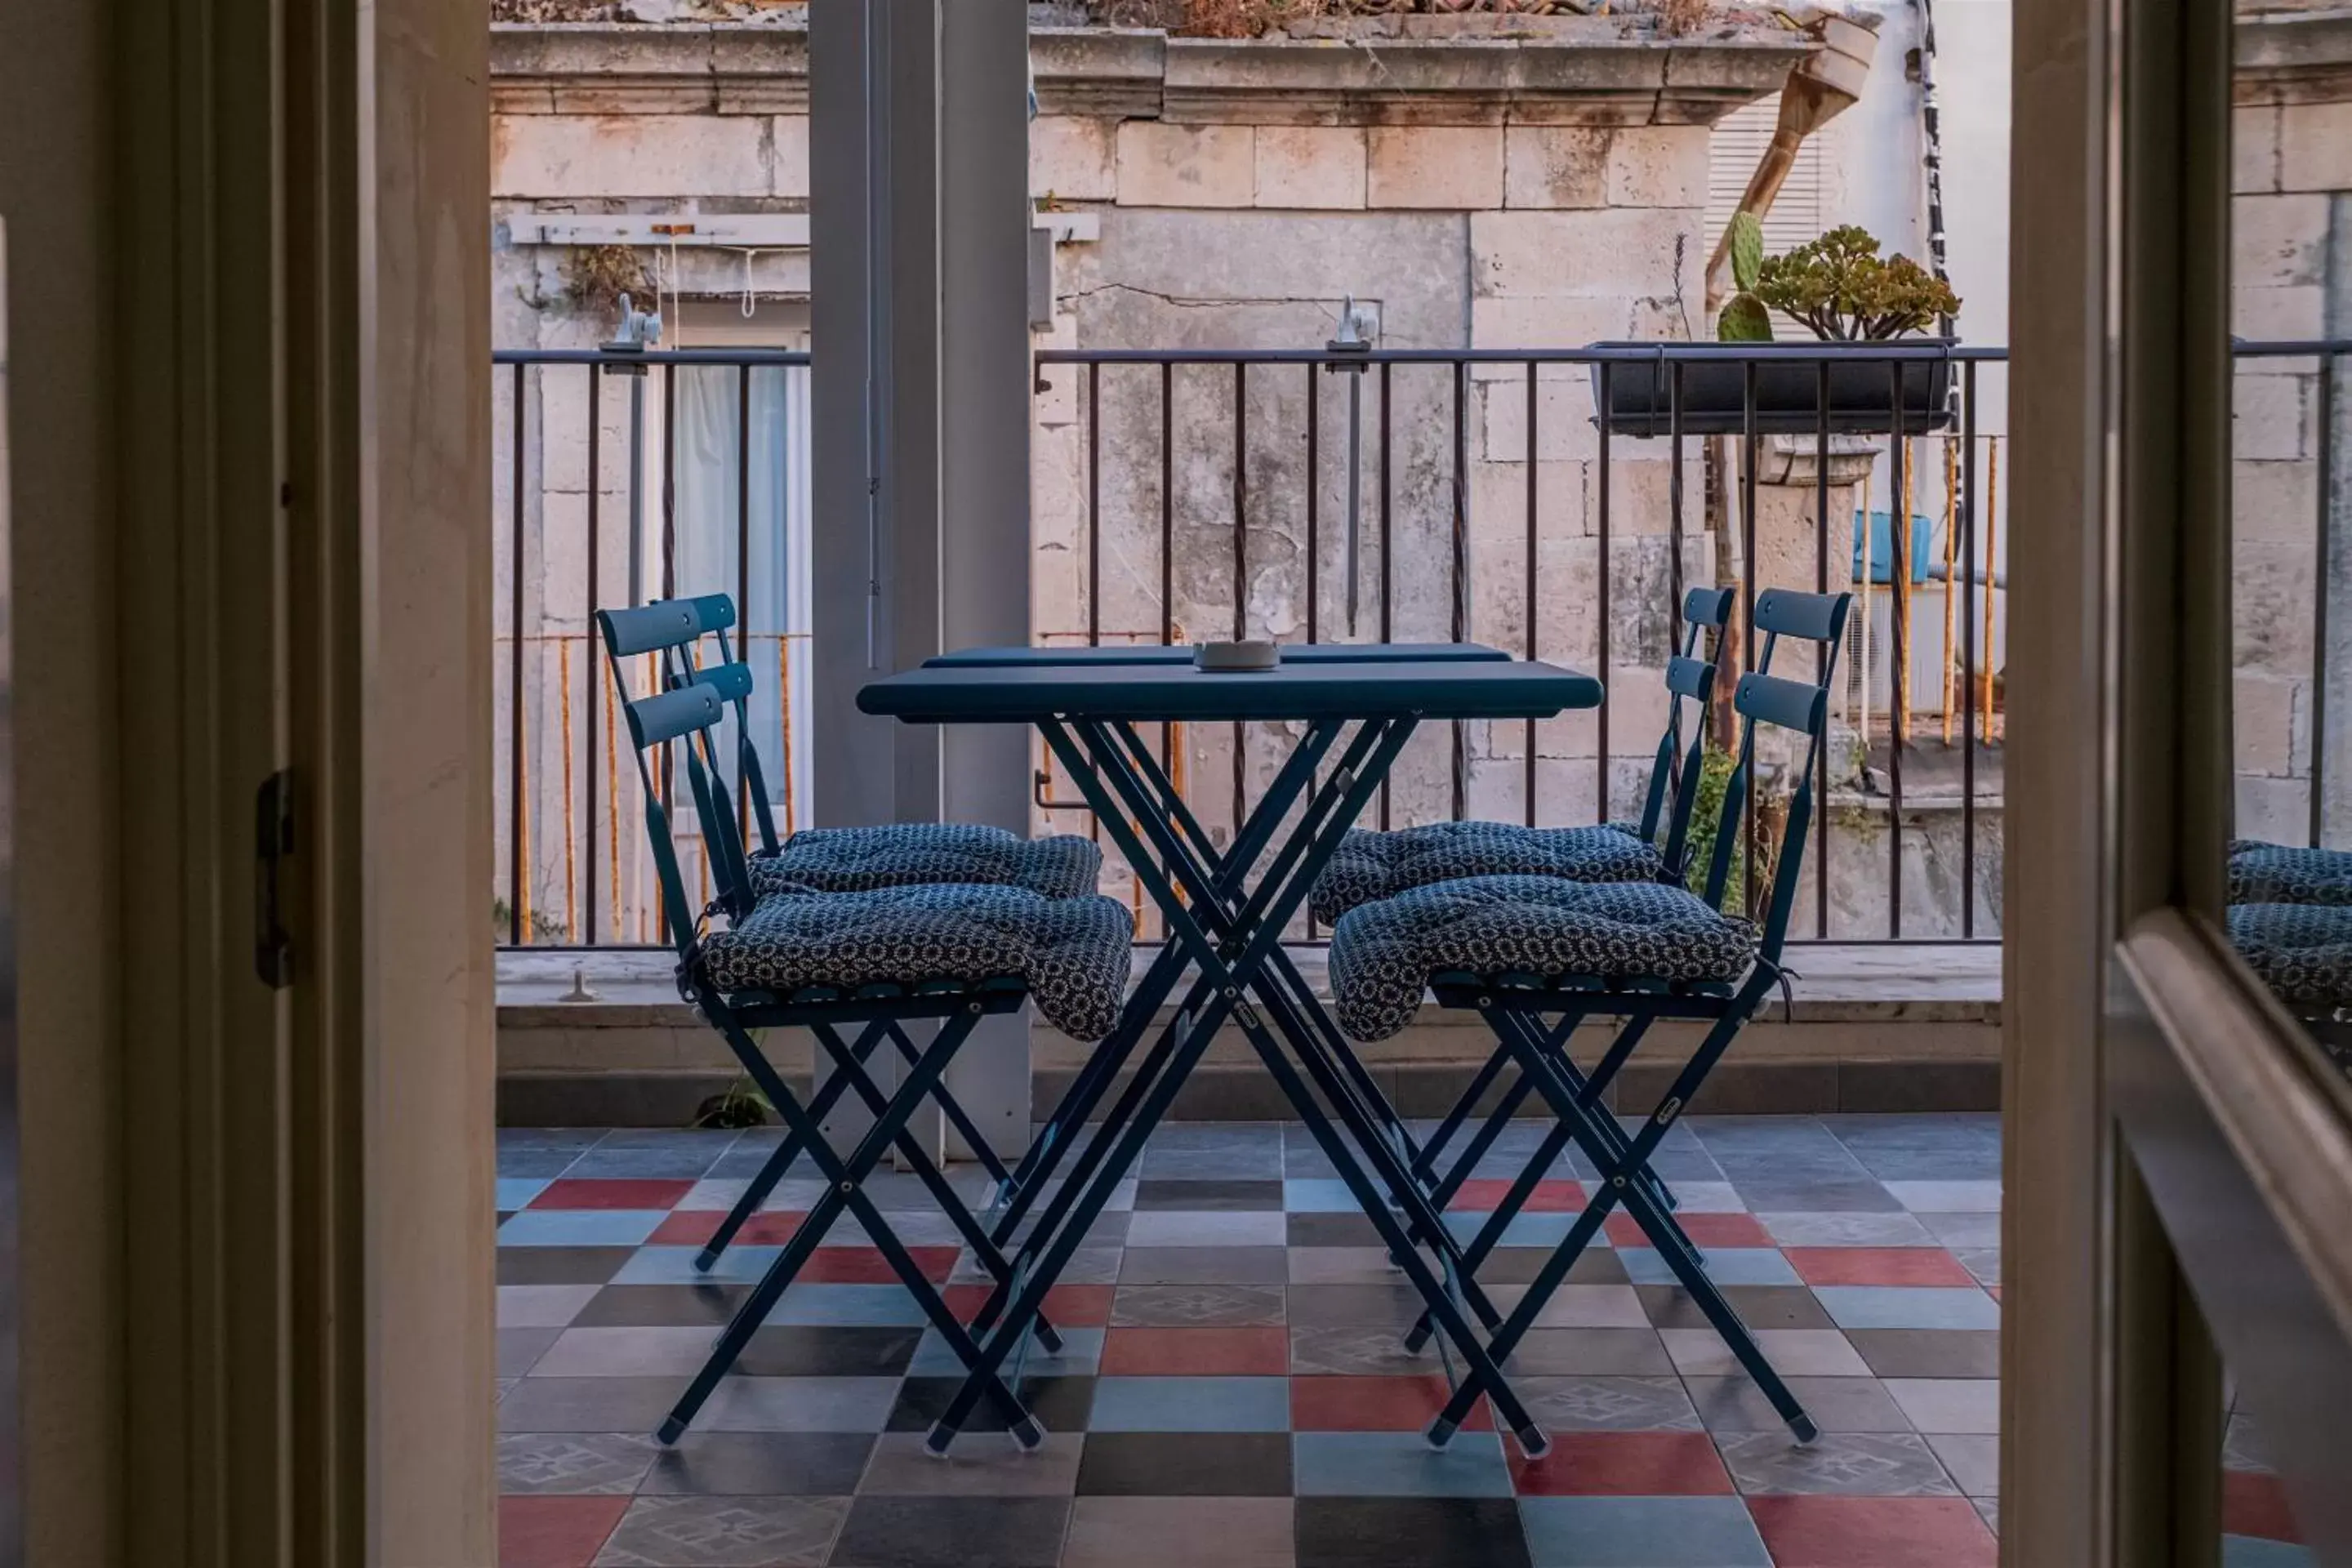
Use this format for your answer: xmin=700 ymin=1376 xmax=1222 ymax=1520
xmin=2236 ymin=7 xmax=2352 ymax=102
xmin=492 ymin=20 xmax=1812 ymax=127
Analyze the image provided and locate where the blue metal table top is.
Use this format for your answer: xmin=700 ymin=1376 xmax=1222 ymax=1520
xmin=860 ymin=656 xmax=1601 ymax=724
xmin=924 ymin=641 xmax=1511 ymax=668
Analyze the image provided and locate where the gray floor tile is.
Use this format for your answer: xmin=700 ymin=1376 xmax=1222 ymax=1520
xmin=1062 ymin=1496 xmax=1294 ymax=1568
xmin=1117 ymin=1245 xmax=1289 ymax=1285
xmin=1755 ymin=1211 xmax=1939 ymax=1249
xmin=640 ymin=1432 xmax=875 ymax=1496
xmin=1714 ymin=1429 xmax=1960 ymax=1496
xmin=1844 ymin=1329 xmax=2002 ymax=1379
xmin=1636 ymin=1285 xmax=1833 ymax=1331
xmin=1508 ymin=1374 xmax=1702 ymax=1432
xmin=1501 ymin=1329 xmax=1677 ymax=1376
xmin=828 ymin=1495 xmax=1071 ymax=1568
xmin=697 ymin=1377 xmax=902 ymax=1433
xmin=1290 ymin=1325 xmax=1446 ymax=1377
xmin=857 ymin=1432 xmax=1085 ymax=1496
xmin=1284 ymin=1283 xmax=1427 ymax=1330
xmin=497 ymin=1431 xmax=662 ymax=1494
xmin=499 ymin=1377 xmax=688 ymax=1433
xmin=1073 ymin=1431 xmax=1294 ymax=1496
xmin=1111 ymin=1283 xmax=1285 ymax=1326
xmin=1683 ymin=1375 xmax=1911 ymax=1434
xmin=1930 ymin=1432 xmax=2001 ymax=1496
xmin=500 ymin=1327 xmax=564 ymax=1379
xmin=593 ymin=1494 xmax=847 ymax=1567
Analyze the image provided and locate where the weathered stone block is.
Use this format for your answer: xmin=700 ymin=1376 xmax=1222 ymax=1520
xmin=2234 ymin=537 xmax=2319 ymax=674
xmin=493 ymin=114 xmax=774 ymax=198
xmin=1480 ymin=376 xmax=1601 ymax=463
xmin=1369 ymin=126 xmax=1504 ymax=209
xmin=2279 ymin=100 xmax=2352 ymax=191
xmin=2234 ymin=457 xmax=2320 ymax=547
xmin=1117 ymin=122 xmax=1255 ymax=207
xmin=2238 ymin=773 xmax=2311 ymax=844
xmin=1606 ymin=126 xmax=1710 ymax=208
xmin=2232 ymin=193 xmax=2330 ymax=288
xmin=1033 ymin=115 xmax=1116 ymax=203
xmin=2234 ymin=672 xmax=2301 ymax=776
xmin=2233 ymin=283 xmax=2327 ymax=342
xmin=1470 ymin=296 xmax=1646 ymax=350
xmin=1254 ymin=126 xmax=1368 ymax=208
xmin=1471 ymin=208 xmax=1703 ymax=297
xmin=2234 ymin=371 xmax=2315 ymax=462
xmin=1594 ymin=452 xmax=1708 ymax=539
xmin=1503 ymin=127 xmax=1609 ymax=209
xmin=2234 ymin=105 xmax=2281 ymax=194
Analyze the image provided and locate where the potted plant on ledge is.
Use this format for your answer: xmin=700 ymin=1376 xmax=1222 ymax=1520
xmin=1593 ymin=216 xmax=1962 ymax=438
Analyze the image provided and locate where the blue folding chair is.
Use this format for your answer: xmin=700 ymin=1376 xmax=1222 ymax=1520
xmin=602 ymin=596 xmax=1102 ymax=1271
xmin=1324 ymin=586 xmax=1852 ymax=1448
xmin=598 ymin=621 xmax=1132 ymax=1448
xmin=1308 ymin=588 xmax=1737 ymax=1217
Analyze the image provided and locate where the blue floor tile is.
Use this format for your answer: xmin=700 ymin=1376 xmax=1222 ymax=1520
xmin=1518 ymin=1496 xmax=1772 ymax=1566
xmin=907 ymin=1326 xmax=1103 ymax=1378
xmin=1619 ymin=1248 xmax=1800 ymax=1287
xmin=1812 ymin=1285 xmax=2002 ymax=1330
xmin=2225 ymin=1536 xmax=2316 ymax=1566
xmin=1443 ymin=1213 xmax=1606 ymax=1250
xmin=762 ymin=1285 xmax=932 ymax=1328
xmin=497 ymin=1177 xmax=554 ymax=1211
xmin=1292 ymin=1431 xmax=1513 ymax=1498
xmin=612 ymin=1245 xmax=784 ymax=1285
xmin=1089 ymin=1375 xmax=1291 ymax=1432
xmin=496 ymin=1209 xmax=669 ymax=1248
xmin=1285 ymin=1178 xmax=1365 ymax=1213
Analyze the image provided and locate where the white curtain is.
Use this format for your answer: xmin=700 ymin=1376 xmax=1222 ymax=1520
xmin=669 ymin=363 xmax=813 ymax=829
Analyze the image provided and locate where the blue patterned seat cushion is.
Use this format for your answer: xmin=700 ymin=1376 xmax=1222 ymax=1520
xmin=746 ymin=822 xmax=1102 ymax=901
xmin=2227 ymin=840 xmax=2352 ymax=908
xmin=2228 ymin=902 xmax=2352 ymax=1011
xmin=702 ymin=884 xmax=1134 ymax=1041
xmin=1310 ymin=821 xmax=1667 ymax=926
xmin=1326 ymin=875 xmax=1757 ymax=1043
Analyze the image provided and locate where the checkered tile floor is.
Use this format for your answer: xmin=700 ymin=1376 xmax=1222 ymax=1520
xmin=496 ymin=1115 xmax=2304 ymax=1567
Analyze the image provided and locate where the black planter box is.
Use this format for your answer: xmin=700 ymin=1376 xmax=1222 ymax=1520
xmin=1588 ymin=339 xmax=1958 ymax=439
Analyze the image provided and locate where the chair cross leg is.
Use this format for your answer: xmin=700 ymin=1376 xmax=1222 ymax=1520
xmin=805 ymin=1022 xmax=1062 ymax=1353
xmin=658 ymin=1006 xmax=1043 ymax=1449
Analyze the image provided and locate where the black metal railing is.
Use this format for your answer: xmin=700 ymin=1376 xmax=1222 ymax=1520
xmin=491 ymin=338 xmax=2349 ymax=952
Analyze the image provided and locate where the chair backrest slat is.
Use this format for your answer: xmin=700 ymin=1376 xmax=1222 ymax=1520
xmin=602 ymin=600 xmax=706 ymax=659
xmin=1689 ymin=588 xmax=1853 ymax=960
xmin=625 ymin=682 xmax=726 ymax=749
xmin=1636 ymin=588 xmax=1736 ymax=871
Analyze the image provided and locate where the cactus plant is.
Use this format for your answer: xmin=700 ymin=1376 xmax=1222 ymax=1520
xmin=1716 ymin=212 xmax=1774 ymax=342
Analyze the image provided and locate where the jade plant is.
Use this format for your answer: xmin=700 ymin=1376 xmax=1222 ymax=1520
xmin=1717 ymin=218 xmax=1961 ymax=343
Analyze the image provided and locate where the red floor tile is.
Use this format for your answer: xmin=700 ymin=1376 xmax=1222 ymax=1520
xmin=646 ymin=1209 xmax=808 ymax=1247
xmin=1748 ymin=1496 xmax=1997 ymax=1568
xmin=1508 ymin=1432 xmax=1733 ymax=1496
xmin=2225 ymin=1470 xmax=2304 ymax=1543
xmin=498 ymin=1495 xmax=629 ymax=1568
xmin=1448 ymin=1178 xmax=1588 ymax=1213
xmin=942 ymin=1282 xmax=1116 ymax=1329
xmin=1290 ymin=1374 xmax=1494 ymax=1432
xmin=1784 ymin=1247 xmax=1977 ymax=1287
xmin=528 ymin=1178 xmax=694 ymax=1211
xmin=795 ymin=1245 xmax=960 ymax=1285
xmin=1605 ymin=1211 xmax=1774 ymax=1249
xmin=1100 ymin=1325 xmax=1290 ymax=1376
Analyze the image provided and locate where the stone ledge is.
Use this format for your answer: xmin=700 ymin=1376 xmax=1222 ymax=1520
xmin=2236 ymin=7 xmax=2352 ymax=100
xmin=492 ymin=22 xmax=1811 ymax=127
xmin=494 ymin=1053 xmax=1998 ymax=1128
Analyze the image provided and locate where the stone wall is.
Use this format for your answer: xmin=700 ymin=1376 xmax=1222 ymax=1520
xmin=2232 ymin=6 xmax=2352 ymax=844
xmin=486 ymin=18 xmax=1813 ymax=933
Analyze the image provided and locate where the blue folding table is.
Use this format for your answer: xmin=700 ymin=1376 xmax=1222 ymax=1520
xmin=858 ymin=651 xmax=1601 ymax=1455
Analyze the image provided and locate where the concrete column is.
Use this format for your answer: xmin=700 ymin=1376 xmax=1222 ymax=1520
xmin=809 ymin=0 xmax=1035 ymax=1156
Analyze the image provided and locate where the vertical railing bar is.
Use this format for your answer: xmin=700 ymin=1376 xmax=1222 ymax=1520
xmin=1815 ymin=358 xmax=1832 ymax=939
xmin=586 ymin=365 xmax=602 ymax=945
xmin=2314 ymin=354 xmax=2335 ymax=848
xmin=1161 ymin=363 xmax=1175 ymax=898
xmin=1452 ymin=359 xmax=1468 ymax=822
xmin=658 ymin=363 xmax=676 ymax=927
xmin=510 ymin=360 xmax=527 ymax=946
xmin=1960 ymin=362 xmax=1978 ymax=937
xmin=1232 ymin=360 xmax=1247 ymax=841
xmin=737 ymin=362 xmax=752 ymax=837
xmin=1740 ymin=359 xmax=1758 ymax=919
xmin=1379 ymin=359 xmax=1393 ymax=831
xmin=1669 ymin=361 xmax=1686 ymax=830
xmin=1526 ymin=360 xmax=1538 ymax=827
xmin=1886 ymin=360 xmax=1906 ymax=938
xmin=1597 ymin=361 xmax=1614 ymax=829
xmin=1307 ymin=363 xmax=1321 ymax=646
xmin=1307 ymin=363 xmax=1322 ymax=941
xmin=1089 ymin=360 xmax=1102 ymax=648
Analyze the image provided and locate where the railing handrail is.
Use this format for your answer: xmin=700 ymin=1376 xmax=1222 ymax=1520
xmin=1033 ymin=339 xmax=2348 ymax=367
xmin=492 ymin=347 xmax=813 ymax=366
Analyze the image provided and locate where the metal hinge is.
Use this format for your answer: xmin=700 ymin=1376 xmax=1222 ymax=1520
xmin=255 ymin=769 xmax=295 ymax=989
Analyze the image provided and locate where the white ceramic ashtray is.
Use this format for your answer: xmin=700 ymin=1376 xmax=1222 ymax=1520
xmin=1194 ymin=639 xmax=1281 ymax=672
